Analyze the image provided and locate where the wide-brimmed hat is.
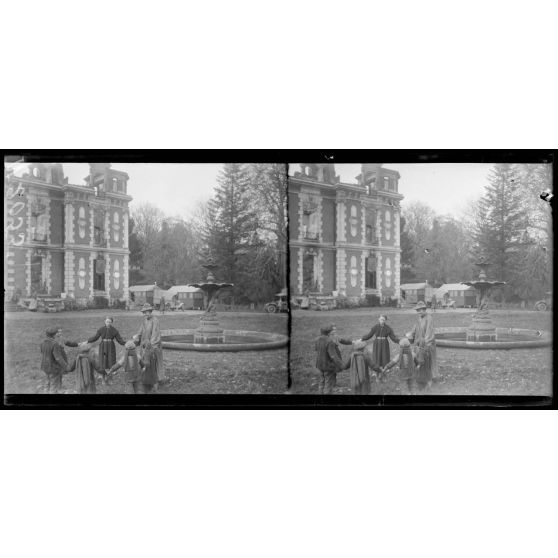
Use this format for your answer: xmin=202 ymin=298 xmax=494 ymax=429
xmin=140 ymin=303 xmax=154 ymax=313
xmin=399 ymin=338 xmax=411 ymax=347
xmin=125 ymin=340 xmax=136 ymax=350
xmin=415 ymin=301 xmax=427 ymax=311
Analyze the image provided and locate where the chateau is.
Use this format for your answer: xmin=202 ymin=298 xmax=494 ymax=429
xmin=4 ymin=163 xmax=132 ymax=305
xmin=288 ymin=163 xmax=403 ymax=304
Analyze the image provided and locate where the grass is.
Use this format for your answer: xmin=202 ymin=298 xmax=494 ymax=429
xmin=289 ymin=308 xmax=553 ymax=396
xmin=4 ymin=309 xmax=288 ymax=394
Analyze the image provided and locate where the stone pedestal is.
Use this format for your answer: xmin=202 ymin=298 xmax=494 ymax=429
xmin=194 ymin=310 xmax=225 ymax=344
xmin=466 ymin=311 xmax=497 ymax=342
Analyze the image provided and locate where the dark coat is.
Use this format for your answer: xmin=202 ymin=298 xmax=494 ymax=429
xmin=361 ymin=324 xmax=399 ymax=368
xmin=315 ymin=335 xmax=351 ymax=373
xmin=87 ymin=325 xmax=126 ymax=369
xmin=40 ymin=338 xmax=68 ymax=376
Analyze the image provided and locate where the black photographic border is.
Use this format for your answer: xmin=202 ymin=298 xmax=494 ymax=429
xmin=3 ymin=149 xmax=556 ymax=409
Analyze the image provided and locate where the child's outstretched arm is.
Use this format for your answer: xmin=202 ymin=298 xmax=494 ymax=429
xmin=109 ymin=354 xmax=125 ymax=375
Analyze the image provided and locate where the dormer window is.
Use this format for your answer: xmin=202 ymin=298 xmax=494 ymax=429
xmin=32 ymin=167 xmax=41 ymax=179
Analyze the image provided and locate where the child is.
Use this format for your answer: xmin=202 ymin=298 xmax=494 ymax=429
xmin=314 ymin=324 xmax=352 ymax=394
xmin=140 ymin=342 xmax=159 ymax=394
xmin=349 ymin=340 xmax=384 ymax=394
xmin=109 ymin=340 xmax=143 ymax=394
xmin=356 ymin=314 xmax=400 ymax=371
xmin=382 ymin=337 xmax=416 ymax=394
xmin=40 ymin=327 xmax=69 ymax=393
xmin=66 ymin=342 xmax=99 ymax=394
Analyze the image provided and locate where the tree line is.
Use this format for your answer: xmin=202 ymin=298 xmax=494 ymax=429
xmin=128 ymin=163 xmax=287 ymax=305
xmin=400 ymin=163 xmax=552 ymax=302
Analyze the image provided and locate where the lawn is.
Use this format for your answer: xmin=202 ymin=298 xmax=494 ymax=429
xmin=4 ymin=309 xmax=289 ymax=394
xmin=289 ymin=308 xmax=553 ymax=396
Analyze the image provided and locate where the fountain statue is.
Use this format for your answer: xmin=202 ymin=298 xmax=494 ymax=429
xmin=461 ymin=258 xmax=505 ymax=343
xmin=188 ymin=258 xmax=233 ymax=344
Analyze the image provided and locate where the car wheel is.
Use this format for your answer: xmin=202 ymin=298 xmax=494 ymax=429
xmin=266 ymin=305 xmax=277 ymax=313
xmin=535 ymin=301 xmax=547 ymax=311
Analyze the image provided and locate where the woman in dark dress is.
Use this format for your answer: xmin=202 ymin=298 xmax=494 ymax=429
xmin=87 ymin=316 xmax=126 ymax=383
xmin=357 ymin=314 xmax=399 ymax=374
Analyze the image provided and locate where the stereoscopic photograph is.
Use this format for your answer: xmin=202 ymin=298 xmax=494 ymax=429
xmin=287 ymin=162 xmax=553 ymax=397
xmin=4 ymin=160 xmax=289 ymax=396
xmin=3 ymin=154 xmax=554 ymax=403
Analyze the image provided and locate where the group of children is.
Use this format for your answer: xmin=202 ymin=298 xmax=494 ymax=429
xmin=39 ymin=326 xmax=158 ymax=394
xmin=314 ymin=314 xmax=433 ymax=395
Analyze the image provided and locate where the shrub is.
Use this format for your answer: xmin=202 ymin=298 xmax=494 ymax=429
xmin=87 ymin=296 xmax=109 ymax=309
xmin=111 ymin=299 xmax=127 ymax=310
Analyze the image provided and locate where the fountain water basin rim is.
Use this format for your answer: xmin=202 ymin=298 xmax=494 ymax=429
xmin=435 ymin=327 xmax=551 ymax=349
xmin=161 ymin=328 xmax=288 ymax=351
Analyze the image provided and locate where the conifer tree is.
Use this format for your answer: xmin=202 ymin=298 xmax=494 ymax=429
xmin=475 ymin=164 xmax=526 ymax=286
xmin=204 ymin=163 xmax=258 ymax=301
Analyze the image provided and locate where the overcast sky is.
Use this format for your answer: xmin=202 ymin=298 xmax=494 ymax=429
xmin=289 ymin=163 xmax=494 ymax=218
xmin=63 ymin=163 xmax=221 ymax=219
xmin=11 ymin=162 xmax=495 ymax=219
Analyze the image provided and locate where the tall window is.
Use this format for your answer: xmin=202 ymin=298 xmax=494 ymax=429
xmin=302 ymin=253 xmax=315 ymax=292
xmin=31 ymin=254 xmax=46 ymax=294
xmin=94 ymin=259 xmax=105 ymax=291
xmin=367 ymin=178 xmax=376 ymax=195
xmin=302 ymin=200 xmax=319 ymax=240
xmin=365 ymin=257 xmax=377 ymax=289
xmin=94 ymin=210 xmax=105 ymax=246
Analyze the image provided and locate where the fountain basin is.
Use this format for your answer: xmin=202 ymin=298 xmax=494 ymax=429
xmin=161 ymin=328 xmax=288 ymax=351
xmin=435 ymin=327 xmax=551 ymax=349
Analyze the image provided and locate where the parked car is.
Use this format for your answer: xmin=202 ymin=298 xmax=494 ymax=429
xmin=264 ymin=293 xmax=289 ymax=313
xmin=535 ymin=292 xmax=552 ymax=311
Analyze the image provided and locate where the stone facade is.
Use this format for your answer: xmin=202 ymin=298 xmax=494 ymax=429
xmin=289 ymin=163 xmax=403 ymax=304
xmin=4 ymin=163 xmax=132 ymax=305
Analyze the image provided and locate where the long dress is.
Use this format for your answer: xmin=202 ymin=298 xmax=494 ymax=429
xmin=87 ymin=325 xmax=126 ymax=370
xmin=135 ymin=316 xmax=166 ymax=382
xmin=361 ymin=324 xmax=399 ymax=368
xmin=410 ymin=313 xmax=438 ymax=384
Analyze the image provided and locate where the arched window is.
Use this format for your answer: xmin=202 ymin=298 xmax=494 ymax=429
xmin=385 ymin=257 xmax=392 ymax=287
xmin=385 ymin=209 xmax=391 ymax=240
xmin=32 ymin=167 xmax=40 ymax=179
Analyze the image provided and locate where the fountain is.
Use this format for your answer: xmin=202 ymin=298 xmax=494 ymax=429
xmin=434 ymin=257 xmax=551 ymax=349
xmin=462 ymin=258 xmax=505 ymax=342
xmin=188 ymin=259 xmax=233 ymax=344
xmin=160 ymin=258 xmax=289 ymax=352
